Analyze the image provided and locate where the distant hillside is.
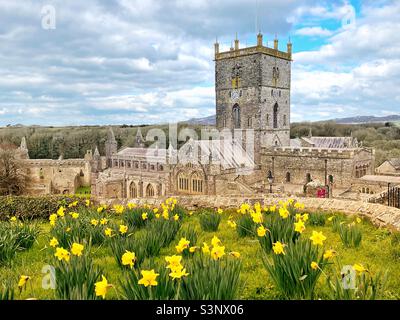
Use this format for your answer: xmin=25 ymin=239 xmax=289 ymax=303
xmin=182 ymin=115 xmax=215 ymax=126
xmin=182 ymin=114 xmax=400 ymax=126
xmin=331 ymin=114 xmax=400 ymax=124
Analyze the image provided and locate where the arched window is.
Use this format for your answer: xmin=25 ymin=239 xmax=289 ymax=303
xmin=273 ymin=103 xmax=278 ymax=128
xmin=129 ymin=182 xmax=137 ymax=198
xmin=146 ymin=184 xmax=155 ymax=197
xmin=232 ymin=104 xmax=241 ymax=129
xmin=286 ymin=172 xmax=291 ymax=183
xmin=191 ymin=172 xmax=204 ymax=194
xmin=306 ymin=173 xmax=311 ymax=183
xmin=178 ymin=172 xmax=190 ymax=193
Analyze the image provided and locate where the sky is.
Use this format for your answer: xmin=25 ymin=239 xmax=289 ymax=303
xmin=0 ymin=0 xmax=399 ymax=126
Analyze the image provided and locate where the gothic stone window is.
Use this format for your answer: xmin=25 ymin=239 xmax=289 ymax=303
xmin=146 ymin=184 xmax=155 ymax=197
xmin=191 ymin=172 xmax=204 ymax=194
xmin=306 ymin=173 xmax=312 ymax=183
xmin=129 ymin=182 xmax=137 ymax=198
xmin=232 ymin=104 xmax=241 ymax=129
xmin=273 ymin=103 xmax=279 ymax=129
xmin=286 ymin=172 xmax=291 ymax=183
xmin=283 ymin=114 xmax=287 ymax=126
xmin=178 ymin=172 xmax=190 ymax=192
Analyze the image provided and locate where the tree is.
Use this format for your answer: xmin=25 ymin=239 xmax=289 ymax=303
xmin=0 ymin=144 xmax=28 ymax=195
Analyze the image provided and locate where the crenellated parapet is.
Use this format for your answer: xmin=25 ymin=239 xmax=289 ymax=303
xmin=262 ymin=146 xmax=374 ymax=159
xmin=214 ymin=33 xmax=292 ymax=61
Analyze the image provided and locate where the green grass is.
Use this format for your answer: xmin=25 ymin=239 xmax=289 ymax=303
xmin=1 ymin=210 xmax=400 ymax=300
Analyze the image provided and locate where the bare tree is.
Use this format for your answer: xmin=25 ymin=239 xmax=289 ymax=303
xmin=0 ymin=144 xmax=27 ymax=195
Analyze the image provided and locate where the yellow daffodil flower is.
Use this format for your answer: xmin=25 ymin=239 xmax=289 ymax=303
xmin=138 ymin=269 xmax=159 ymax=287
xmin=95 ymin=275 xmax=111 ymax=299
xmin=122 ymin=251 xmax=136 ymax=269
xmin=309 ymin=231 xmax=327 ymax=246
xmin=272 ymin=241 xmax=285 ymax=255
xmin=18 ymin=275 xmax=30 ymax=288
xmin=71 ymin=243 xmax=84 ymax=257
xmin=211 ymin=245 xmax=225 ymax=260
xmin=54 ymin=247 xmax=70 ymax=262
xmin=49 ymin=237 xmax=59 ymax=248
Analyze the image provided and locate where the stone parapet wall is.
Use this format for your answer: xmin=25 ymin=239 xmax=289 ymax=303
xmin=95 ymin=195 xmax=400 ymax=231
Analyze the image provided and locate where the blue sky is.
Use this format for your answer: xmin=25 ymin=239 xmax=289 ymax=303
xmin=0 ymin=0 xmax=399 ymax=126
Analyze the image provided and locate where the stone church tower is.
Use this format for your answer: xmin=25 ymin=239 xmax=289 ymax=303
xmin=105 ymin=127 xmax=118 ymax=166
xmin=215 ymin=33 xmax=292 ymax=163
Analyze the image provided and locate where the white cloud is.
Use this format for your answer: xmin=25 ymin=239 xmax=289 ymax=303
xmin=295 ymin=26 xmax=333 ymax=37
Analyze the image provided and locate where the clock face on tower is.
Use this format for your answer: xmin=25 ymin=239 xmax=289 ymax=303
xmin=231 ymin=89 xmax=240 ymax=101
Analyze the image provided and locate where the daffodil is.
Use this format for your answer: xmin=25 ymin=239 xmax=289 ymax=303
xmin=71 ymin=243 xmax=84 ymax=256
xmin=294 ymin=220 xmax=306 ymax=234
xmin=294 ymin=202 xmax=305 ymax=210
xmin=104 ymin=228 xmax=113 ymax=237
xmin=202 ymin=242 xmax=210 ymax=254
xmin=189 ymin=246 xmax=198 ymax=253
xmin=217 ymin=208 xmax=223 ymax=214
xmin=188 ymin=211 xmax=194 ymax=216
xmin=211 ymin=245 xmax=225 ymax=260
xmin=251 ymin=211 xmax=263 ymax=224
xmin=119 ymin=224 xmax=128 ymax=234
xmin=97 ymin=206 xmax=105 ymax=213
xmin=153 ymin=208 xmax=159 ymax=214
xmin=113 ymin=204 xmax=125 ymax=214
xmin=142 ymin=212 xmax=148 ymax=220
xmin=54 ymin=247 xmax=70 ymax=262
xmin=165 ymin=255 xmax=183 ymax=270
xmin=356 ymin=217 xmax=362 ymax=224
xmin=91 ymin=219 xmax=99 ymax=226
xmin=122 ymin=251 xmax=136 ymax=269
xmin=68 ymin=201 xmax=78 ymax=208
xmin=57 ymin=207 xmax=65 ymax=217
xmin=211 ymin=235 xmax=221 ymax=247
xmin=227 ymin=220 xmax=237 ymax=229
xmin=323 ymin=249 xmax=336 ymax=260
xmin=169 ymin=267 xmax=189 ymax=280
xmin=71 ymin=212 xmax=79 ymax=219
xmin=272 ymin=241 xmax=285 ymax=255
xmin=85 ymin=200 xmax=91 ymax=207
xmin=311 ymin=261 xmax=319 ymax=270
xmin=100 ymin=218 xmax=108 ymax=225
xmin=309 ymin=231 xmax=327 ymax=246
xmin=49 ymin=214 xmax=57 ymax=226
xmin=279 ymin=207 xmax=289 ymax=219
xmin=328 ymin=216 xmax=334 ymax=222
xmin=95 ymin=275 xmax=111 ymax=299
xmin=173 ymin=214 xmax=179 ymax=221
xmin=127 ymin=202 xmax=136 ymax=210
xmin=138 ymin=270 xmax=159 ymax=287
xmin=175 ymin=238 xmax=190 ymax=253
xmin=18 ymin=275 xmax=30 ymax=288
xmin=10 ymin=216 xmax=17 ymax=222
xmin=269 ymin=205 xmax=276 ymax=213
xmin=353 ymin=263 xmax=368 ymax=274
xmin=49 ymin=237 xmax=59 ymax=248
xmin=257 ymin=225 xmax=267 ymax=237
xmin=301 ymin=213 xmax=309 ymax=222
xmin=230 ymin=251 xmax=241 ymax=258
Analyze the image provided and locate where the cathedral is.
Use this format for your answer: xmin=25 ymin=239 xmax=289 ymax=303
xmin=11 ymin=33 xmax=376 ymax=199
xmin=89 ymin=33 xmax=375 ymax=199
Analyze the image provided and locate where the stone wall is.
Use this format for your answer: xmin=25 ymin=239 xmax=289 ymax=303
xmin=23 ymin=159 xmax=91 ymax=195
xmin=261 ymin=147 xmax=374 ymax=188
xmin=96 ymin=195 xmax=400 ymax=231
